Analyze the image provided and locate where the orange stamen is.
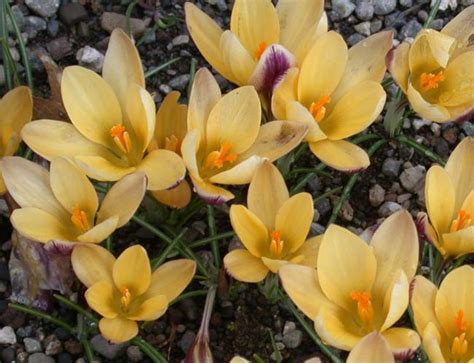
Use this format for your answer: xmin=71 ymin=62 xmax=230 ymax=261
xmin=255 ymin=41 xmax=267 ymax=60
xmin=350 ymin=291 xmax=374 ymax=325
xmin=164 ymin=135 xmax=181 ymax=155
xmin=455 ymin=310 xmax=468 ymax=335
xmin=420 ymin=71 xmax=445 ymax=91
xmin=110 ymin=124 xmax=132 ymax=153
xmin=309 ymin=95 xmax=331 ymax=122
xmin=270 ymin=230 xmax=284 ymax=257
xmin=450 ymin=210 xmax=472 ymax=232
xmin=120 ymin=287 xmax=132 ymax=310
xmin=71 ymin=204 xmax=89 ymax=232
xmin=205 ymin=142 xmax=237 ymax=169
xmin=451 ymin=310 xmax=469 ymax=360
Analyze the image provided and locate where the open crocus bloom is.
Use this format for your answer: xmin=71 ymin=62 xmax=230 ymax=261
xmin=411 ymin=266 xmax=474 ymax=362
xmin=147 ymin=91 xmax=191 ymax=209
xmin=185 ymin=0 xmax=327 ymax=94
xmin=279 ymin=210 xmax=421 ymax=356
xmin=21 ymin=29 xmax=185 ymax=191
xmin=72 ymin=244 xmax=196 ymax=343
xmin=347 ymin=332 xmax=395 ymax=363
xmin=223 ymin=160 xmax=318 ymax=282
xmin=272 ymin=31 xmax=392 ymax=171
xmin=388 ymin=6 xmax=474 ymax=122
xmin=1 ymin=156 xmax=146 ymax=244
xmin=419 ymin=137 xmax=474 ymax=258
xmin=0 ymin=86 xmax=33 ymax=194
xmin=181 ymin=68 xmax=307 ymax=204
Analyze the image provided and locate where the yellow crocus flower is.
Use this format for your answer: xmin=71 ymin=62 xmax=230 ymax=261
xmin=1 ymin=156 xmax=146 ymax=244
xmin=21 ymin=29 xmax=185 ymax=191
xmin=388 ymin=6 xmax=474 ymax=123
xmin=185 ymin=0 xmax=327 ymax=93
xmin=71 ymin=244 xmax=196 ymax=343
xmin=223 ymin=160 xmax=318 ymax=282
xmin=181 ymin=68 xmax=307 ymax=204
xmin=0 ymin=86 xmax=33 ymax=194
xmin=272 ymin=31 xmax=392 ymax=171
xmin=418 ymin=137 xmax=474 ymax=259
xmin=411 ymin=266 xmax=474 ymax=363
xmin=279 ymin=210 xmax=421 ymax=356
xmin=347 ymin=332 xmax=395 ymax=363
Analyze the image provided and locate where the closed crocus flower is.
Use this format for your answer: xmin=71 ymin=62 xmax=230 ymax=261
xmin=272 ymin=31 xmax=392 ymax=171
xmin=181 ymin=68 xmax=307 ymax=204
xmin=72 ymin=244 xmax=196 ymax=343
xmin=223 ymin=160 xmax=318 ymax=282
xmin=419 ymin=137 xmax=474 ymax=258
xmin=1 ymin=156 xmax=146 ymax=244
xmin=411 ymin=266 xmax=474 ymax=362
xmin=347 ymin=332 xmax=395 ymax=363
xmin=388 ymin=6 xmax=474 ymax=122
xmin=21 ymin=29 xmax=185 ymax=191
xmin=279 ymin=210 xmax=421 ymax=356
xmin=0 ymin=86 xmax=33 ymax=194
xmin=185 ymin=0 xmax=327 ymax=94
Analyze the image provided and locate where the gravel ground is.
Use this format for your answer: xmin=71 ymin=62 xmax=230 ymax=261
xmin=0 ymin=0 xmax=473 ymax=362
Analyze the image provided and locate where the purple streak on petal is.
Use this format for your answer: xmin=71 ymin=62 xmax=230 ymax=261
xmin=453 ymin=107 xmax=474 ymax=123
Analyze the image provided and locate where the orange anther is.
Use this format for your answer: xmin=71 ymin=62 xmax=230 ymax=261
xmin=110 ymin=124 xmax=132 ymax=153
xmin=351 ymin=291 xmax=374 ymax=325
xmin=205 ymin=142 xmax=237 ymax=169
xmin=120 ymin=287 xmax=131 ymax=309
xmin=270 ymin=230 xmax=284 ymax=257
xmin=71 ymin=204 xmax=89 ymax=232
xmin=420 ymin=71 xmax=445 ymax=91
xmin=455 ymin=310 xmax=468 ymax=335
xmin=450 ymin=210 xmax=471 ymax=232
xmin=309 ymin=95 xmax=331 ymax=122
xmin=255 ymin=41 xmax=267 ymax=60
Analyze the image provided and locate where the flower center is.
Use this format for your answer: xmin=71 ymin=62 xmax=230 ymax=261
xmin=119 ymin=287 xmax=132 ymax=311
xmin=351 ymin=291 xmax=374 ymax=326
xmin=255 ymin=41 xmax=267 ymax=60
xmin=110 ymin=124 xmax=132 ymax=154
xmin=71 ymin=204 xmax=89 ymax=232
xmin=451 ymin=309 xmax=469 ymax=360
xmin=309 ymin=95 xmax=331 ymax=122
xmin=205 ymin=142 xmax=237 ymax=169
xmin=165 ymin=135 xmax=181 ymax=155
xmin=270 ymin=230 xmax=284 ymax=257
xmin=420 ymin=71 xmax=445 ymax=91
xmin=450 ymin=210 xmax=472 ymax=232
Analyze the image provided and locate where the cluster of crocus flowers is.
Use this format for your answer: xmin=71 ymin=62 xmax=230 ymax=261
xmin=0 ymin=86 xmax=33 ymax=194
xmin=181 ymin=68 xmax=307 ymax=204
xmin=21 ymin=29 xmax=185 ymax=192
xmin=1 ymin=156 xmax=146 ymax=244
xmin=388 ymin=5 xmax=474 ymax=123
xmin=72 ymin=244 xmax=196 ymax=342
xmin=419 ymin=136 xmax=474 ymax=258
xmin=272 ymin=31 xmax=392 ymax=171
xmin=411 ymin=265 xmax=474 ymax=362
xmin=223 ymin=160 xmax=318 ymax=282
xmin=279 ymin=210 xmax=421 ymax=356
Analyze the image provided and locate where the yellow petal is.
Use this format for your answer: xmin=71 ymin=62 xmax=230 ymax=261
xmin=85 ymin=280 xmax=118 ymax=319
xmin=75 ymin=155 xmax=136 ymax=182
xmin=0 ymin=86 xmax=32 ymax=144
xmin=271 ymin=67 xmax=298 ymax=120
xmin=445 ymin=136 xmax=474 ymax=212
xmin=102 ymin=29 xmax=145 ymax=109
xmin=190 ymin=175 xmax=234 ymax=205
xmin=425 ymin=165 xmax=455 ymax=235
xmin=261 ymin=257 xmax=288 ymax=273
xmin=441 ymin=5 xmax=474 ymax=55
xmin=185 ymin=3 xmax=233 ymax=83
xmin=206 ymin=85 xmax=260 ymax=153
xmin=381 ymin=327 xmax=421 ymax=358
xmin=137 ymin=149 xmax=186 ymax=191
xmin=99 ymin=317 xmax=138 ymax=343
xmin=289 ymin=235 xmax=322 ymax=269
xmin=248 ymin=160 xmax=289 ymax=231
xmin=387 ymin=42 xmax=410 ymax=94
xmin=50 ymin=157 xmax=98 ymax=220
xmin=230 ymin=204 xmax=269 ymax=258
xmin=347 ymin=332 xmax=395 ymax=363
xmin=279 ymin=263 xmax=332 ymax=320
xmin=209 ymin=155 xmax=264 ymax=185
xmin=442 ymin=227 xmax=474 ymax=258
xmin=145 ymin=259 xmax=196 ymax=302
xmin=411 ymin=275 xmax=440 ymax=335
xmin=332 ymin=31 xmax=393 ymax=102
xmin=61 ymin=66 xmax=122 ymax=150
xmin=223 ymin=249 xmax=269 ymax=283
xmin=97 ymin=171 xmax=146 ymax=227
xmin=309 ymin=139 xmax=370 ymax=172
xmin=319 ymin=81 xmax=386 ymax=140
xmin=0 ymin=175 xmax=6 ymax=195
xmin=153 ymin=91 xmax=187 ymax=150
xmin=380 ymin=270 xmax=410 ymax=332
xmin=409 ymin=30 xmax=455 ymax=74
xmin=239 ymin=120 xmax=308 ymax=161
xmin=318 ymin=224 xmax=377 ymax=312
xmin=71 ymin=244 xmax=115 ymax=287
xmin=285 ymin=101 xmax=326 ymax=142
xmin=230 ymin=0 xmax=280 ymax=57
xmin=181 ymin=128 xmax=201 ymax=180
xmin=113 ymin=245 xmax=151 ymax=296
xmin=10 ymin=207 xmax=74 ymax=243
xmin=298 ymin=31 xmax=348 ymax=107
xmin=407 ymin=82 xmax=451 ymax=122
xmin=275 ymin=192 xmax=313 ymax=253
xmin=126 ymin=295 xmax=167 ymax=321
xmin=421 ymin=323 xmax=446 ymax=363
xmin=152 ymin=181 xmax=192 ymax=209
xmin=220 ymin=30 xmax=256 ymax=85
xmin=438 ymin=51 xmax=474 ymax=107
xmin=77 ymin=216 xmax=119 ymax=243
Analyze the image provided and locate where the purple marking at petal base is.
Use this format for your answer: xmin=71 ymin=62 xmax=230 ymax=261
xmin=453 ymin=107 xmax=474 ymax=123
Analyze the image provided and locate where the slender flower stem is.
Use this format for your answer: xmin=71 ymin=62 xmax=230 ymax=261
xmin=132 ymin=337 xmax=168 ymax=363
xmin=396 ymin=135 xmax=446 ymax=166
xmin=0 ymin=4 xmax=12 ymax=89
xmin=288 ymin=167 xmax=331 ymax=178
xmin=9 ymin=302 xmax=75 ymax=332
xmin=187 ymin=57 xmax=198 ymax=98
xmin=125 ymin=0 xmax=138 ymax=37
xmin=313 ymin=186 xmax=343 ymax=205
xmin=424 ymin=0 xmax=442 ymax=28
xmin=290 ymin=163 xmax=326 ymax=194
xmin=144 ymin=57 xmax=181 ymax=79
xmin=170 ymin=289 xmax=208 ymax=306
xmin=151 ymin=228 xmax=188 ymax=270
xmin=54 ymin=294 xmax=98 ymax=323
xmin=188 ymin=231 xmax=235 ymax=249
xmin=207 ymin=205 xmax=220 ymax=269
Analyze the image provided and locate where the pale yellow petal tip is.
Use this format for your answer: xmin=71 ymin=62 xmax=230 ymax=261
xmin=347 ymin=332 xmax=395 ymax=363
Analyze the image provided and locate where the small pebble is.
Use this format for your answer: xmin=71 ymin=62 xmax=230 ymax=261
xmin=24 ymin=337 xmax=42 ymax=353
xmin=374 ymin=0 xmax=397 ymax=15
xmin=28 ymin=353 xmax=55 ymax=363
xmin=354 ymin=21 xmax=371 ymax=36
xmin=400 ymin=165 xmax=425 ymax=192
xmin=179 ymin=330 xmax=196 ymax=353
xmin=25 ymin=0 xmax=60 ymax=18
xmin=382 ymin=158 xmax=402 ymax=178
xmin=332 ymin=0 xmax=356 ymax=18
xmin=0 ymin=326 xmax=17 ymax=345
xmin=378 ymin=201 xmax=402 ymax=217
xmin=172 ymin=35 xmax=190 ymax=46
xmin=355 ymin=0 xmax=374 ymax=20
xmin=369 ymin=184 xmax=386 ymax=207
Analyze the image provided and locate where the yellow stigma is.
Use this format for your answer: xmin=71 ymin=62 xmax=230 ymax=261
xmin=111 ymin=124 xmax=132 ymax=154
xmin=255 ymin=41 xmax=267 ymax=60
xmin=309 ymin=95 xmax=331 ymax=122
xmin=71 ymin=204 xmax=89 ymax=232
xmin=120 ymin=287 xmax=132 ymax=310
xmin=451 ymin=310 xmax=469 ymax=360
xmin=270 ymin=230 xmax=284 ymax=257
xmin=450 ymin=210 xmax=472 ymax=232
xmin=420 ymin=71 xmax=445 ymax=91
xmin=351 ymin=291 xmax=374 ymax=326
xmin=164 ymin=135 xmax=181 ymax=155
xmin=205 ymin=142 xmax=237 ymax=169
